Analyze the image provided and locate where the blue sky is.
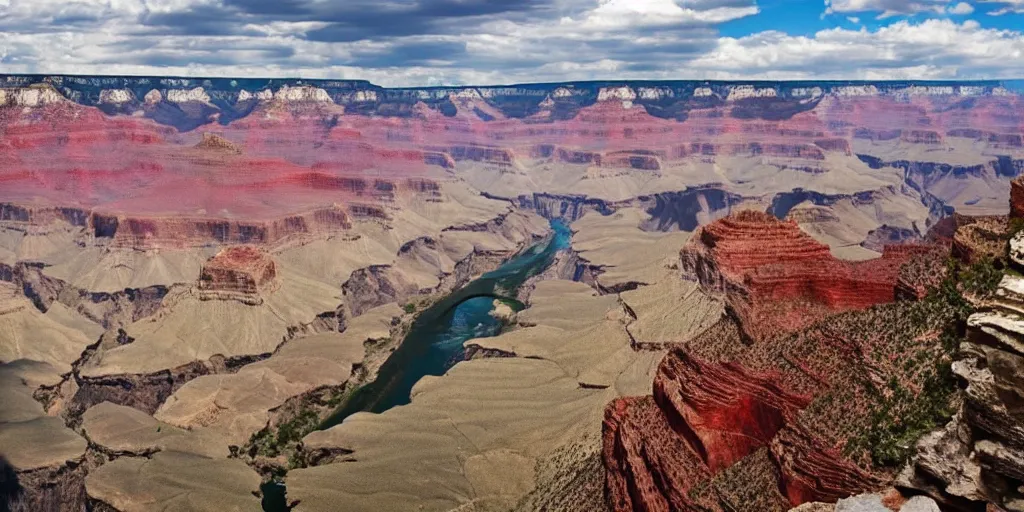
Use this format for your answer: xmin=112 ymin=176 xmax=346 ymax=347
xmin=0 ymin=0 xmax=1022 ymax=86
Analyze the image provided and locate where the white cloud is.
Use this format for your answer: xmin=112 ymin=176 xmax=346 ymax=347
xmin=689 ymin=19 xmax=1024 ymax=79
xmin=0 ymin=0 xmax=1020 ymax=86
xmin=978 ymin=0 xmax=1024 ymax=14
xmin=948 ymin=1 xmax=976 ymax=13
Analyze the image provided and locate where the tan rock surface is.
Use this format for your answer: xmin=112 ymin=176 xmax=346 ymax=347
xmin=80 ymin=264 xmax=340 ymax=377
xmin=154 ymin=304 xmax=400 ymax=445
xmin=82 ymin=402 xmax=229 ymax=458
xmin=84 ymin=450 xmax=261 ymax=512
xmin=0 ymin=417 xmax=86 ymax=472
xmin=289 ymin=357 xmax=612 ymax=512
xmin=619 ymin=269 xmax=724 ymax=346
xmin=0 ymin=283 xmax=97 ymax=374
xmin=288 ymin=267 xmax=713 ymax=511
xmin=571 ymin=208 xmax=691 ymax=288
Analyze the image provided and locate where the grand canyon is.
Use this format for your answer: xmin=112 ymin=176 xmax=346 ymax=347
xmin=1 ymin=75 xmax=1024 ymax=512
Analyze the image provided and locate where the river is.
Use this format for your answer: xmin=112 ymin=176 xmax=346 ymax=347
xmin=262 ymin=218 xmax=572 ymax=511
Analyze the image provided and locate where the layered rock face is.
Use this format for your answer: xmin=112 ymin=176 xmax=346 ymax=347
xmin=604 ymin=212 xmax=961 ymax=512
xmin=0 ymin=78 xmax=1021 ymax=254
xmin=0 ymin=76 xmax=1021 ymax=512
xmin=197 ymin=246 xmax=278 ymax=303
xmin=900 ymin=223 xmax=1024 ymax=509
xmin=680 ymin=211 xmax=925 ymax=342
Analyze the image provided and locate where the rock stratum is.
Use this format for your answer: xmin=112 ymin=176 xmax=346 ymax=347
xmin=603 ymin=210 xmax=933 ymax=512
xmin=0 ymin=75 xmax=1022 ymax=512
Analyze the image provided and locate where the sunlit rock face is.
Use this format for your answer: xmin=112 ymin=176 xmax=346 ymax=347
xmin=679 ymin=210 xmax=929 ymax=342
xmin=602 ymin=209 xmax=967 ymax=512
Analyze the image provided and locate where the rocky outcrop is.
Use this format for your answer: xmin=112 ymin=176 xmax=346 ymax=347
xmin=0 ymin=362 xmax=89 ymax=512
xmin=102 ymin=207 xmax=354 ymax=249
xmin=900 ymin=273 xmax=1024 ymax=509
xmin=1012 ymin=177 xmax=1024 ymax=219
xmin=679 ymin=211 xmax=926 ymax=342
xmin=950 ymin=215 xmax=1011 ymax=265
xmin=604 ymin=210 xmax=962 ymax=512
xmin=197 ymin=246 xmax=279 ymax=304
xmin=790 ymin=491 xmax=941 ymax=511
xmin=84 ymin=451 xmax=262 ymax=512
xmin=67 ymin=353 xmax=267 ymax=422
xmin=653 ymin=351 xmax=811 ymax=473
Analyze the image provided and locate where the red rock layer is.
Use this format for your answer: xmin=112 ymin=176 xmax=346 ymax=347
xmin=604 ymin=351 xmax=883 ymax=512
xmin=653 ymin=351 xmax=811 ymax=473
xmin=680 ymin=211 xmax=926 ymax=340
xmin=770 ymin=425 xmax=882 ymax=505
xmin=1012 ymin=176 xmax=1024 ymax=219
xmin=604 ymin=211 xmax=936 ymax=512
xmin=198 ymin=246 xmax=277 ymax=295
xmin=2 ymin=89 xmax=1021 ymax=251
xmin=603 ymin=396 xmax=716 ymax=512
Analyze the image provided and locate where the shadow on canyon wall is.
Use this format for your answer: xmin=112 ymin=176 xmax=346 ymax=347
xmin=0 ymin=456 xmax=20 ymax=512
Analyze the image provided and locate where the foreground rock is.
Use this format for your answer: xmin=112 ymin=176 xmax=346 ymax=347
xmin=900 ymin=272 xmax=1024 ymax=509
xmin=791 ymin=491 xmax=940 ymax=511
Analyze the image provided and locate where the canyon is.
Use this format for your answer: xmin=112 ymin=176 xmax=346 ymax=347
xmin=0 ymin=76 xmax=1022 ymax=512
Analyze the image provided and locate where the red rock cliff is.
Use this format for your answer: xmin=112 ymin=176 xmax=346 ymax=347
xmin=605 ymin=211 xmax=943 ymax=512
xmin=680 ymin=210 xmax=925 ymax=342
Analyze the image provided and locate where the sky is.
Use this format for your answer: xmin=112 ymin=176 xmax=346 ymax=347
xmin=0 ymin=0 xmax=1022 ymax=86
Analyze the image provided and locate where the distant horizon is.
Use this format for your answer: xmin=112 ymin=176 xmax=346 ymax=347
xmin=4 ymin=73 xmax=1024 ymax=91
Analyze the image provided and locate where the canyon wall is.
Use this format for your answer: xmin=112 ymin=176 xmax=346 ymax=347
xmin=603 ymin=210 xmax=962 ymax=512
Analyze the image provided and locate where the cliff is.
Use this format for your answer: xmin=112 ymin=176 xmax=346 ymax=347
xmin=679 ymin=211 xmax=927 ymax=342
xmin=604 ymin=211 xmax=967 ymax=512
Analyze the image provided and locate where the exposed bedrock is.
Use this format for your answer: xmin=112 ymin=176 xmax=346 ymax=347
xmin=604 ymin=349 xmax=884 ymax=512
xmin=679 ymin=210 xmax=924 ymax=342
xmin=603 ymin=208 xmax=963 ymax=512
xmin=638 ymin=188 xmax=742 ymax=232
xmin=197 ymin=246 xmax=279 ymax=304
xmin=858 ymin=155 xmax=1021 ymax=213
xmin=66 ymin=353 xmax=267 ymax=424
xmin=496 ymin=187 xmax=743 ymax=231
xmin=950 ymin=215 xmax=1012 ymax=265
xmin=1 ymin=202 xmax=356 ymax=250
xmin=653 ymin=350 xmax=811 ymax=473
xmin=0 ymin=261 xmax=168 ymax=329
xmin=101 ymin=206 xmax=354 ymax=249
xmin=1013 ymin=177 xmax=1024 ymax=219
xmin=902 ymin=270 xmax=1024 ymax=510
xmin=0 ymin=362 xmax=90 ymax=512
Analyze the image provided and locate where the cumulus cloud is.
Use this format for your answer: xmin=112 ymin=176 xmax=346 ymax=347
xmin=689 ymin=18 xmax=1024 ymax=79
xmin=947 ymin=1 xmax=975 ymax=13
xmin=0 ymin=0 xmax=1020 ymax=85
